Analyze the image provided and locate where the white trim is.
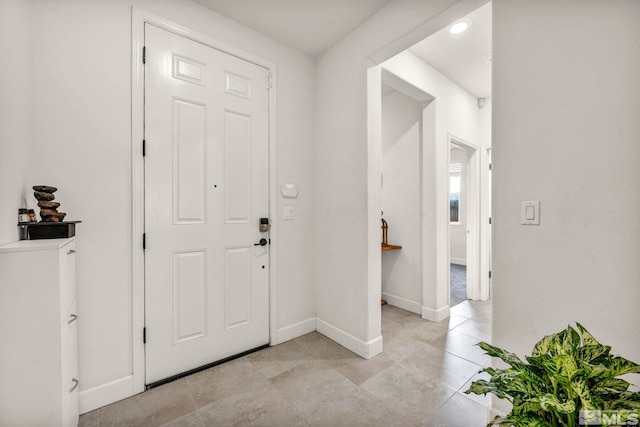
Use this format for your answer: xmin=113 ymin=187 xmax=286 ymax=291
xmin=479 ymin=146 xmax=492 ymax=301
xmin=131 ymin=7 xmax=277 ymax=394
xmin=79 ymin=375 xmax=134 ymax=415
xmin=422 ymin=304 xmax=450 ymax=322
xmin=275 ymin=317 xmax=316 ymax=344
xmin=316 ymin=317 xmax=383 ymax=359
xmin=381 ymin=292 xmax=422 ymax=315
xmin=450 ymin=257 xmax=467 ymax=266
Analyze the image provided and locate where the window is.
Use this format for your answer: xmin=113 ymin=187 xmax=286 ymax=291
xmin=450 ymin=163 xmax=461 ymax=224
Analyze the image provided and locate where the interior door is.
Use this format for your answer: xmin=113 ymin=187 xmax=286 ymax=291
xmin=144 ymin=23 xmax=270 ymax=384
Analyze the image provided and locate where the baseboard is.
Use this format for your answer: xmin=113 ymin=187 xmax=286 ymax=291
xmin=450 ymin=258 xmax=466 ymax=266
xmin=422 ymin=304 xmax=450 ymax=322
xmin=381 ymin=292 xmax=421 ymax=315
xmin=274 ymin=317 xmax=316 ymax=344
xmin=316 ymin=317 xmax=383 ymax=359
xmin=79 ymin=375 xmax=135 ymax=414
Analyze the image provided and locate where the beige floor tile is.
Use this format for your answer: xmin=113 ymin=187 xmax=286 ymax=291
xmin=397 ymin=316 xmax=450 ymax=344
xmin=78 ymin=409 xmax=100 ymax=427
xmin=422 ymin=393 xmax=489 ymax=426
xmin=83 ymin=302 xmax=494 ymax=427
xmin=449 ymin=301 xmax=476 ymax=318
xmin=360 ymin=363 xmax=457 ymax=424
xmin=429 ymin=330 xmax=491 ymax=366
xmin=196 ymin=380 xmax=302 ymax=427
xmin=304 ymin=387 xmax=413 ymax=427
xmin=468 ymin=300 xmax=492 ymax=322
xmin=99 ymin=379 xmax=196 ymax=427
xmin=381 ymin=304 xmax=414 ymax=322
xmin=399 ymin=343 xmax=483 ymax=391
xmin=381 ymin=314 xmax=401 ymax=328
xmin=184 ymin=357 xmax=266 ymax=409
xmin=333 ymin=351 xmax=396 ymax=385
xmin=382 ymin=329 xmax=430 ymax=362
xmin=246 ymin=339 xmax=312 ymax=379
xmin=159 ymin=411 xmax=204 ymax=427
xmin=269 ymin=363 xmax=363 ymax=419
xmin=451 ymin=318 xmax=492 ymax=342
xmin=451 ymin=300 xmax=492 ymax=322
xmin=446 ymin=313 xmax=470 ymax=330
xmin=293 ymin=332 xmax=358 ymax=361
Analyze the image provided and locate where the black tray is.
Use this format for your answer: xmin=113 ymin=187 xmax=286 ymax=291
xmin=19 ymin=221 xmax=82 ymax=240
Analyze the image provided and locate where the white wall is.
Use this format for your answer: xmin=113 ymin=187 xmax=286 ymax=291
xmin=381 ymin=91 xmax=423 ymax=309
xmin=315 ymin=0 xmax=488 ymax=357
xmin=0 ymin=0 xmax=32 ymax=245
xmin=22 ymin=0 xmax=316 ymax=411
xmin=493 ymin=0 xmax=640 ymax=370
xmin=450 ymin=147 xmax=467 ymax=264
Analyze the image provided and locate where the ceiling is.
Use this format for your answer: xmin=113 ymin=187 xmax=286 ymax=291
xmin=409 ymin=2 xmax=492 ymax=98
xmin=193 ymin=0 xmax=392 ymax=58
xmin=193 ymin=0 xmax=491 ymax=98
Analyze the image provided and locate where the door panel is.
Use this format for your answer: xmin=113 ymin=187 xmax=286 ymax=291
xmin=144 ymin=23 xmax=270 ymax=384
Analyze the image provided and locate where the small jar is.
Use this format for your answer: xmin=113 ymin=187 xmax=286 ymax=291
xmin=27 ymin=209 xmax=37 ymax=222
xmin=18 ymin=208 xmax=29 ymax=223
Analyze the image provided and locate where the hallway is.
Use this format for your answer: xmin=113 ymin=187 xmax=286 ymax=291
xmin=79 ymin=301 xmax=492 ymax=426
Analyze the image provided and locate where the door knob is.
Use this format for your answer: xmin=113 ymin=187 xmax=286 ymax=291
xmin=254 ymin=238 xmax=268 ymax=246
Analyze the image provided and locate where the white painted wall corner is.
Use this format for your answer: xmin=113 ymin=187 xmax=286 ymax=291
xmin=422 ymin=304 xmax=450 ymax=322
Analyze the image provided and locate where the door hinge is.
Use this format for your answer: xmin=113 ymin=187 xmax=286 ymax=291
xmin=265 ymin=72 xmax=272 ymax=90
xmin=143 ymin=327 xmax=146 ymax=344
xmin=489 ymin=271 xmax=492 ymax=278
xmin=143 ymin=233 xmax=146 ymax=250
xmin=142 ymin=140 xmax=146 ymax=157
xmin=489 ymin=217 xmax=492 ymax=225
xmin=489 ymin=163 xmax=492 ymax=171
xmin=142 ymin=46 xmax=146 ymax=64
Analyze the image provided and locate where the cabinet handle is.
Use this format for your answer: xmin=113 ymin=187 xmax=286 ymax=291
xmin=69 ymin=378 xmax=79 ymax=393
xmin=68 ymin=314 xmax=78 ymax=324
xmin=67 ymin=249 xmax=76 ymax=255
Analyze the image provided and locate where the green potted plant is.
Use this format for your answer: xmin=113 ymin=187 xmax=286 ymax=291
xmin=466 ymin=323 xmax=640 ymax=426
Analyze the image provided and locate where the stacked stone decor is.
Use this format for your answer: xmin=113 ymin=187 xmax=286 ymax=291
xmin=33 ymin=186 xmax=67 ymax=222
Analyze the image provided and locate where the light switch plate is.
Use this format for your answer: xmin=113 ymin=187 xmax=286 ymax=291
xmin=521 ymin=201 xmax=540 ymax=225
xmin=283 ymin=206 xmax=294 ymax=220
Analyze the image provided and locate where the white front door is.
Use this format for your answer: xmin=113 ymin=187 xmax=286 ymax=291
xmin=144 ymin=23 xmax=270 ymax=384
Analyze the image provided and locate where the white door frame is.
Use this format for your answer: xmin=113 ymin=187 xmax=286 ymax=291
xmin=131 ymin=7 xmax=278 ymax=394
xmin=448 ymin=135 xmax=480 ymax=301
xmin=479 ymin=146 xmax=492 ymax=300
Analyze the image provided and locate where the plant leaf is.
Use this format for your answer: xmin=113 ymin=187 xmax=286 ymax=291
xmin=479 ymin=342 xmax=528 ymax=368
xmin=572 ymin=377 xmax=597 ymax=410
xmin=577 ymin=344 xmax=612 ymax=363
xmin=576 ymin=323 xmax=601 ymax=347
xmin=466 ymin=379 xmax=510 ymax=400
xmin=599 ymin=378 xmax=632 ymax=392
xmin=539 ymin=393 xmax=576 ymax=414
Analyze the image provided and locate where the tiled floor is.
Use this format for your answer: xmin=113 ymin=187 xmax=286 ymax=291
xmin=79 ymin=300 xmax=492 ymax=427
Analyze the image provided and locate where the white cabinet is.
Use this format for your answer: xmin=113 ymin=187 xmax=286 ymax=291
xmin=0 ymin=238 xmax=79 ymax=427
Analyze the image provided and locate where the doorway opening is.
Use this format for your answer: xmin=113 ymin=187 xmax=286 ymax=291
xmin=371 ymin=1 xmax=492 ymax=325
xmin=380 ymin=70 xmax=434 ymax=315
xmin=449 ymin=144 xmax=467 ymax=307
xmin=449 ymin=137 xmax=480 ymax=306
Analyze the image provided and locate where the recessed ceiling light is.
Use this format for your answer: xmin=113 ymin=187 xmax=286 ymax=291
xmin=448 ymin=18 xmax=472 ymax=35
